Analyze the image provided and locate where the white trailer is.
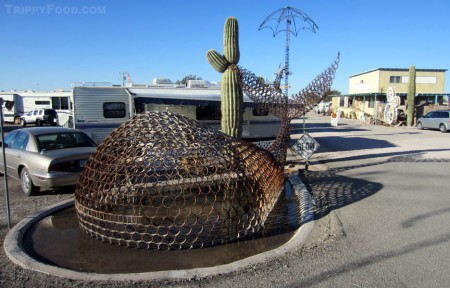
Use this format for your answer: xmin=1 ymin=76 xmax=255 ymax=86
xmin=72 ymin=82 xmax=281 ymax=144
xmin=0 ymin=91 xmax=71 ymax=124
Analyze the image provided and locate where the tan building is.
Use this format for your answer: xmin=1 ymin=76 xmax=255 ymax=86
xmin=333 ymin=68 xmax=449 ymax=123
xmin=349 ymin=68 xmax=446 ymax=95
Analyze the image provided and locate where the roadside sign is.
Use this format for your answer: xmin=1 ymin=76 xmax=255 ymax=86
xmin=292 ymin=132 xmax=320 ymax=160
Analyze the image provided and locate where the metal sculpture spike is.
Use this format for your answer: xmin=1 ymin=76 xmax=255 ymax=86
xmin=239 ymin=52 xmax=340 ymax=165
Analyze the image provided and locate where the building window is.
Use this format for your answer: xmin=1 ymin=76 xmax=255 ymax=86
xmin=389 ymin=76 xmax=401 ymax=83
xmin=103 ymin=102 xmax=126 ymax=118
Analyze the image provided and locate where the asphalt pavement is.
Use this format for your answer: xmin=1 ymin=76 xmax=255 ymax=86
xmin=286 ymin=113 xmax=450 ymax=287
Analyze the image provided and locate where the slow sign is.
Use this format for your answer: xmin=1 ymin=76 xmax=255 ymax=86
xmin=292 ymin=132 xmax=320 ymax=160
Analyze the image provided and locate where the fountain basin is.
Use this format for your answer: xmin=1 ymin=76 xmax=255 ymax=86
xmin=4 ymin=174 xmax=313 ymax=281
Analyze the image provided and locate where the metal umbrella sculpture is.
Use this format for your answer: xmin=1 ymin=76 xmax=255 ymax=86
xmin=75 ymin=16 xmax=339 ymax=250
xmin=259 ymin=6 xmax=318 ymax=97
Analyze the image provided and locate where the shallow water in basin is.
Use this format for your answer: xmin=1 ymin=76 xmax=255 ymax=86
xmin=23 ymin=206 xmax=295 ymax=274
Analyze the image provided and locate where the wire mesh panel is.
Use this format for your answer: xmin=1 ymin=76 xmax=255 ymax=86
xmin=75 ymin=112 xmax=284 ymax=250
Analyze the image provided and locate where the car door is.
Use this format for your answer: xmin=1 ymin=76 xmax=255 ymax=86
xmin=430 ymin=111 xmax=443 ymax=129
xmin=435 ymin=112 xmax=447 ymax=129
xmin=4 ymin=131 xmax=30 ymax=178
xmin=23 ymin=111 xmax=34 ymax=122
xmin=422 ymin=112 xmax=435 ymax=129
xmin=0 ymin=130 xmax=18 ymax=174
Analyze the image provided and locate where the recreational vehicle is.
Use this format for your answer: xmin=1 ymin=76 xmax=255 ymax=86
xmin=71 ymin=81 xmax=281 ymax=143
xmin=0 ymin=90 xmax=72 ymax=124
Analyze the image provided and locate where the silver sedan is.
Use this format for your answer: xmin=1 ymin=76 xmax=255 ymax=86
xmin=0 ymin=127 xmax=97 ymax=196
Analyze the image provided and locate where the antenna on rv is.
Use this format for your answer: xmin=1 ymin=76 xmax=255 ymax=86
xmin=119 ymin=72 xmax=129 ymax=87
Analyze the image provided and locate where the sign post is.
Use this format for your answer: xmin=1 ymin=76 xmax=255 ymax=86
xmin=0 ymin=98 xmax=11 ymax=229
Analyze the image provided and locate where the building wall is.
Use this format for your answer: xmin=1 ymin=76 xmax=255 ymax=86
xmin=349 ymin=70 xmax=381 ymax=94
xmin=349 ymin=69 xmax=446 ymax=95
xmin=380 ymin=70 xmax=445 ymax=94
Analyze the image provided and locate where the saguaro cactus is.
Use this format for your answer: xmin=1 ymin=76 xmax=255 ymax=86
xmin=407 ymin=65 xmax=416 ymax=126
xmin=207 ymin=17 xmax=243 ymax=139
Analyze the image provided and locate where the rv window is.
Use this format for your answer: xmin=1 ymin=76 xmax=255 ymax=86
xmin=196 ymin=106 xmax=221 ymax=120
xmin=52 ymin=97 xmax=61 ymax=109
xmin=61 ymin=97 xmax=69 ymax=110
xmin=103 ymin=102 xmax=126 ymax=118
xmin=35 ymin=101 xmax=51 ymax=105
xmin=252 ymin=106 xmax=269 ymax=116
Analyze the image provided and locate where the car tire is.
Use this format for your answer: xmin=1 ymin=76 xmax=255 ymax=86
xmin=36 ymin=119 xmax=42 ymax=126
xmin=20 ymin=118 xmax=26 ymax=127
xmin=439 ymin=124 xmax=447 ymax=133
xmin=20 ymin=168 xmax=40 ymax=196
xmin=417 ymin=122 xmax=423 ymax=130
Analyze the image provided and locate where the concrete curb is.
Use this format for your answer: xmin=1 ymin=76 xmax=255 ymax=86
xmin=4 ymin=174 xmax=315 ymax=282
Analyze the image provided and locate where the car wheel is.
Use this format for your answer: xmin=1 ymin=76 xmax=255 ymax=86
xmin=417 ymin=122 xmax=423 ymax=130
xmin=20 ymin=118 xmax=26 ymax=126
xmin=36 ymin=119 xmax=42 ymax=126
xmin=439 ymin=124 xmax=447 ymax=133
xmin=20 ymin=168 xmax=40 ymax=196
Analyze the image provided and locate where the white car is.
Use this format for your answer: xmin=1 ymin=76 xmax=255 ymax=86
xmin=20 ymin=109 xmax=59 ymax=127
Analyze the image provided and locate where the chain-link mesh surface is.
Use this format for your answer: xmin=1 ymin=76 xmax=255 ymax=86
xmin=75 ymin=54 xmax=339 ymax=250
xmin=239 ymin=53 xmax=340 ymax=121
xmin=239 ymin=53 xmax=340 ymax=165
xmin=75 ymin=112 xmax=284 ymax=250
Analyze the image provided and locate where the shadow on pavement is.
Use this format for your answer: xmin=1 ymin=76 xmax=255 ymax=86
xmin=299 ymin=162 xmax=382 ymax=221
xmin=309 ymin=148 xmax=450 ymax=164
xmin=299 ymin=151 xmax=450 ymax=223
xmin=290 ymin=122 xmax=369 ymax=134
xmin=314 ymin=136 xmax=396 ymax=153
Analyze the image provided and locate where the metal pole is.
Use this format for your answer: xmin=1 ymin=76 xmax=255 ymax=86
xmin=284 ymin=19 xmax=291 ymax=97
xmin=0 ymin=98 xmax=12 ymax=229
xmin=302 ymin=115 xmax=308 ymax=170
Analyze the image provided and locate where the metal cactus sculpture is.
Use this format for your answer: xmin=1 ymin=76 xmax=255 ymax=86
xmin=207 ymin=17 xmax=243 ymax=139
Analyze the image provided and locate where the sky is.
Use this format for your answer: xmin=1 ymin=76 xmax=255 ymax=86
xmin=1 ymin=0 xmax=449 ymax=95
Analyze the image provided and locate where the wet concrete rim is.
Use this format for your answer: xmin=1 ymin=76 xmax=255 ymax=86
xmin=4 ymin=174 xmax=315 ymax=282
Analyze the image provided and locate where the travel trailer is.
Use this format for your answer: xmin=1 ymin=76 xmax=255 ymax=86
xmin=71 ymin=80 xmax=282 ymax=144
xmin=0 ymin=90 xmax=71 ymax=124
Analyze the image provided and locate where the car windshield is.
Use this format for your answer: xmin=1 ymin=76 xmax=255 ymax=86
xmin=36 ymin=132 xmax=96 ymax=151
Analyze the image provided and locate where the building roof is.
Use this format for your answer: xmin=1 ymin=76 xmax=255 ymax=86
xmin=349 ymin=68 xmax=448 ymax=78
xmin=338 ymin=92 xmax=450 ymax=97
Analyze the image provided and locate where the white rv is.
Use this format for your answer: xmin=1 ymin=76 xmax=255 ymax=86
xmin=71 ymin=81 xmax=281 ymax=143
xmin=0 ymin=90 xmax=72 ymax=124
